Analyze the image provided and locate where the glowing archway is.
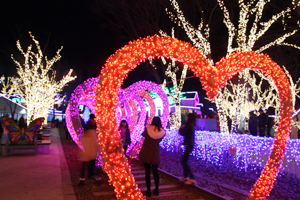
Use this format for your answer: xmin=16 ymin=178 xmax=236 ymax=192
xmin=65 ymin=77 xmax=98 ymax=149
xmin=138 ymin=90 xmax=156 ymax=126
xmin=95 ymin=35 xmax=292 ymax=200
xmin=119 ymin=80 xmax=169 ymax=127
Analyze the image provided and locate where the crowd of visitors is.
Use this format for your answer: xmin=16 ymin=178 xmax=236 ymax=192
xmin=248 ymin=107 xmax=276 ymax=137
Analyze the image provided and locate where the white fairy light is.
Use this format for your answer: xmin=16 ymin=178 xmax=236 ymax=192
xmin=166 ymin=0 xmax=213 ymax=66
xmin=148 ymin=28 xmax=189 ymax=129
xmin=2 ymin=32 xmax=77 ymax=124
xmin=167 ymin=0 xmax=300 ymax=133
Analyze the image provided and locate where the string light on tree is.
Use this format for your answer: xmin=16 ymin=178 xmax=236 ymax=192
xmin=1 ymin=32 xmax=76 ymax=124
xmin=167 ymin=0 xmax=300 ymax=134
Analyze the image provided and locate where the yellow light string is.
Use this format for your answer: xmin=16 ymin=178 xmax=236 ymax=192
xmin=7 ymin=32 xmax=76 ymax=124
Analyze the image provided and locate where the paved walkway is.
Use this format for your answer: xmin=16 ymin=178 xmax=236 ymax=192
xmin=0 ymin=128 xmax=76 ymax=200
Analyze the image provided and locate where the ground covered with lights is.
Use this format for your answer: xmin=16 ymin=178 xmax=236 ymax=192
xmin=60 ymin=127 xmax=300 ymax=200
xmin=159 ymin=148 xmax=300 ymax=200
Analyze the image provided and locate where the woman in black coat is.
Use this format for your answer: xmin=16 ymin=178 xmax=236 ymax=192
xmin=139 ymin=117 xmax=165 ymax=197
xmin=179 ymin=113 xmax=197 ymax=185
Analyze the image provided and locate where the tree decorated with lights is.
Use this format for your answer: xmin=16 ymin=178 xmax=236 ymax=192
xmin=167 ymin=0 xmax=300 ymax=133
xmin=2 ymin=32 xmax=76 ymax=124
xmin=149 ymin=28 xmax=189 ymax=129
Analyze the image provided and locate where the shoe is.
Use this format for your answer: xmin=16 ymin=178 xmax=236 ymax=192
xmin=184 ymin=178 xmax=197 ymax=185
xmin=153 ymin=188 xmax=159 ymax=196
xmin=179 ymin=177 xmax=188 ymax=182
xmin=146 ymin=190 xmax=151 ymax=197
xmin=92 ymin=175 xmax=101 ymax=181
xmin=79 ymin=177 xmax=85 ymax=181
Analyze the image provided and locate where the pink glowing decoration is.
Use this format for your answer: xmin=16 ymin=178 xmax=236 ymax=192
xmin=65 ymin=77 xmax=99 ymax=149
xmin=119 ymin=80 xmax=169 ymax=128
xmin=126 ymin=94 xmax=147 ymax=153
xmin=138 ymin=90 xmax=155 ymax=126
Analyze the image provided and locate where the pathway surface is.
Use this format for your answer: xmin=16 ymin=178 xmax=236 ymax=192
xmin=0 ymin=128 xmax=75 ymax=200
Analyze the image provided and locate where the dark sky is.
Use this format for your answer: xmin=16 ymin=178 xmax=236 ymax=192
xmin=1 ymin=0 xmax=300 ymax=109
xmin=0 ymin=0 xmax=210 ymax=105
xmin=0 ymin=0 xmax=128 ymax=96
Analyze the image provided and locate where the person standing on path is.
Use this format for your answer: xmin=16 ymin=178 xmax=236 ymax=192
xmin=118 ymin=120 xmax=131 ymax=157
xmin=79 ymin=114 xmax=100 ymax=183
xmin=179 ymin=112 xmax=197 ymax=185
xmin=139 ymin=117 xmax=165 ymax=197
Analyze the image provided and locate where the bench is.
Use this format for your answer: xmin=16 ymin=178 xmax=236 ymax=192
xmin=1 ymin=133 xmax=52 ymax=156
xmin=3 ymin=139 xmax=37 ymax=156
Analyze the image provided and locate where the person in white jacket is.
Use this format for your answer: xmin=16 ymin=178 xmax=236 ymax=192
xmin=79 ymin=114 xmax=100 ymax=182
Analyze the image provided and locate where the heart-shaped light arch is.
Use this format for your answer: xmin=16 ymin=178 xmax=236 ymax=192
xmin=95 ymin=35 xmax=292 ymax=200
xmin=66 ymin=77 xmax=99 ymax=149
xmin=215 ymin=51 xmax=292 ymax=200
xmin=119 ymin=80 xmax=169 ymax=128
xmin=137 ymin=90 xmax=156 ymax=126
xmin=66 ymin=77 xmax=161 ymax=152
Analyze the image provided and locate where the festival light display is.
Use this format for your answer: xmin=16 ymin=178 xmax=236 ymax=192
xmin=95 ymin=35 xmax=292 ymax=199
xmin=2 ymin=32 xmax=76 ymax=124
xmin=65 ymin=77 xmax=99 ymax=149
xmin=126 ymin=95 xmax=147 ymax=153
xmin=215 ymin=51 xmax=292 ymax=200
xmin=66 ymin=78 xmax=162 ymax=155
xmin=160 ymin=130 xmax=300 ymax=174
xmin=119 ymin=80 xmax=169 ymax=128
xmin=137 ymin=90 xmax=155 ymax=126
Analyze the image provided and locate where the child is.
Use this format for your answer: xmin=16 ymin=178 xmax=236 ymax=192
xmin=118 ymin=120 xmax=131 ymax=157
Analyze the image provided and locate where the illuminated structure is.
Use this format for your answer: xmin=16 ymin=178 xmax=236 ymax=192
xmin=95 ymin=35 xmax=292 ymax=200
xmin=154 ymin=28 xmax=189 ymax=129
xmin=66 ymin=78 xmax=167 ymax=153
xmin=119 ymin=80 xmax=169 ymax=128
xmin=65 ymin=77 xmax=98 ymax=149
xmin=1 ymin=32 xmax=76 ymax=124
xmin=138 ymin=90 xmax=156 ymax=126
xmin=118 ymin=80 xmax=169 ymax=153
xmin=166 ymin=0 xmax=300 ymax=136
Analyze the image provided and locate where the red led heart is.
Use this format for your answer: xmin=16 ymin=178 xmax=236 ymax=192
xmin=95 ymin=35 xmax=292 ymax=199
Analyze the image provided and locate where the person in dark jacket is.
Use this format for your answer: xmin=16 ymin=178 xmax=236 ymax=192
xmin=248 ymin=111 xmax=258 ymax=136
xmin=257 ymin=108 xmax=267 ymax=136
xmin=139 ymin=117 xmax=165 ymax=197
xmin=179 ymin=112 xmax=197 ymax=185
xmin=84 ymin=114 xmax=97 ymax=131
xmin=266 ymin=107 xmax=275 ymax=137
xmin=18 ymin=115 xmax=26 ymax=130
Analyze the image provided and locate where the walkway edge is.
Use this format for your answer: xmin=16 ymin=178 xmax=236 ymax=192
xmin=56 ymin=128 xmax=77 ymax=200
xmin=157 ymin=166 xmax=230 ymax=200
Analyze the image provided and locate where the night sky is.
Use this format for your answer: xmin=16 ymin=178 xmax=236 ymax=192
xmin=0 ymin=0 xmax=128 ymax=96
xmin=0 ymin=0 xmax=210 ymax=106
xmin=1 ymin=0 xmax=300 ymax=109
